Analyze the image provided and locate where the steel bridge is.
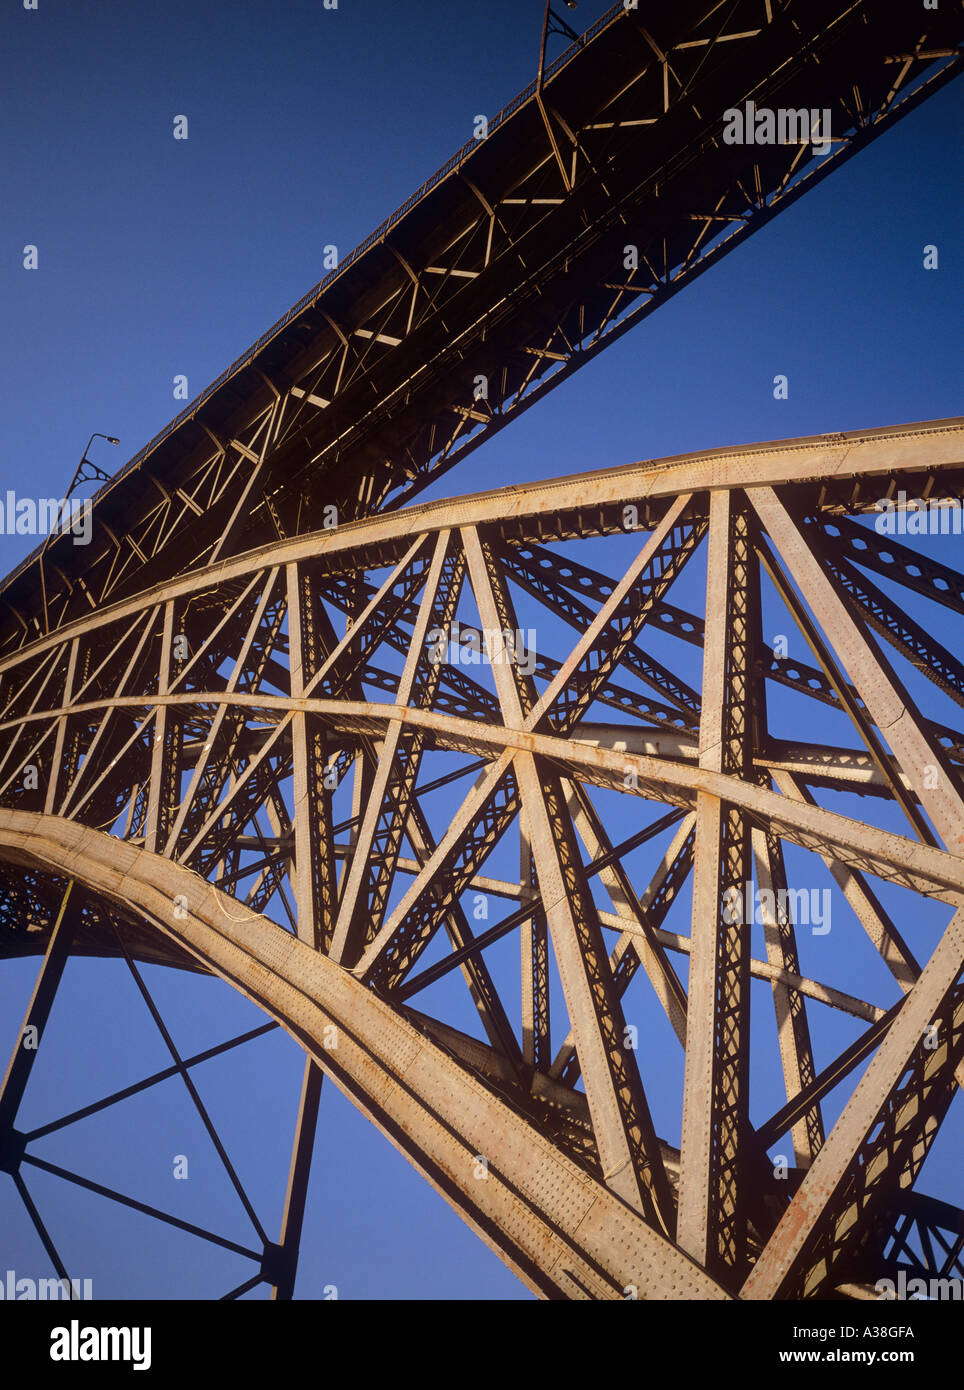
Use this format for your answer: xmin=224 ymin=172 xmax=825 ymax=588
xmin=1 ymin=1 xmax=962 ymax=1300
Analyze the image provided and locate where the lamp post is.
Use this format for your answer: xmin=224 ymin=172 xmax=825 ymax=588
xmin=64 ymin=432 xmax=121 ymax=499
xmin=39 ymin=432 xmax=120 ymax=633
xmin=538 ymin=0 xmax=579 ymax=90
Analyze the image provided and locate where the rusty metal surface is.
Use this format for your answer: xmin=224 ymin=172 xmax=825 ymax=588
xmin=1 ymin=420 xmax=962 ymax=1298
xmin=0 ymin=809 xmax=731 ymax=1302
xmin=1 ymin=1 xmax=962 ymax=1302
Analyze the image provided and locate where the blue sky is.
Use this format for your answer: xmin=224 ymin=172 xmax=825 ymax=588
xmin=0 ymin=0 xmax=961 ymax=1300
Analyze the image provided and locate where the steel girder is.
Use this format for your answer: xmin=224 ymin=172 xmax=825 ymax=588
xmin=0 ymin=810 xmax=729 ymax=1302
xmin=2 ymin=2 xmax=961 ymax=645
xmin=0 ymin=421 xmax=962 ymax=1298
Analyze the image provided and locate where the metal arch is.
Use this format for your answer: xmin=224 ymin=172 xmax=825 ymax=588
xmin=0 ymin=418 xmax=960 ymax=685
xmin=1 ymin=0 xmax=961 ymax=1304
xmin=1 ymin=422 xmax=963 ymax=1298
xmin=0 ymin=809 xmax=730 ymax=1303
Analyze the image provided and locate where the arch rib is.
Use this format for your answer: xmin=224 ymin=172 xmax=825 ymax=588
xmin=0 ymin=808 xmax=729 ymax=1303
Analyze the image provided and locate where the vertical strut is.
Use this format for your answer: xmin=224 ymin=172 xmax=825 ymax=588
xmin=520 ymin=822 xmax=550 ymax=1070
xmin=678 ymin=490 xmax=752 ymax=1282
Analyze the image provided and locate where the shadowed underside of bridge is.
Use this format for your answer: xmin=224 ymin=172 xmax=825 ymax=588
xmin=1 ymin=422 xmax=963 ymax=1299
xmin=1 ymin=0 xmax=962 ymax=1301
xmin=1 ymin=0 xmax=961 ymax=645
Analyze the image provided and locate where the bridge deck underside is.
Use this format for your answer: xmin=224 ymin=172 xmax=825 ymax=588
xmin=2 ymin=1 xmax=960 ymax=650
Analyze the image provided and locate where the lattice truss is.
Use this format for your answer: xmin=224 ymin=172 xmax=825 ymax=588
xmin=0 ymin=421 xmax=962 ymax=1299
xmin=5 ymin=0 xmax=960 ymax=643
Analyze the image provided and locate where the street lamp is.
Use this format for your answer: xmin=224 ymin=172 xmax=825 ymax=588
xmin=539 ymin=1 xmax=579 ymax=89
xmin=38 ymin=431 xmax=120 ymax=633
xmin=64 ymin=432 xmax=121 ymax=499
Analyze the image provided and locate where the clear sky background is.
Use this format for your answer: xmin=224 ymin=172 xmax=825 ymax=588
xmin=0 ymin=0 xmax=961 ymax=1300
